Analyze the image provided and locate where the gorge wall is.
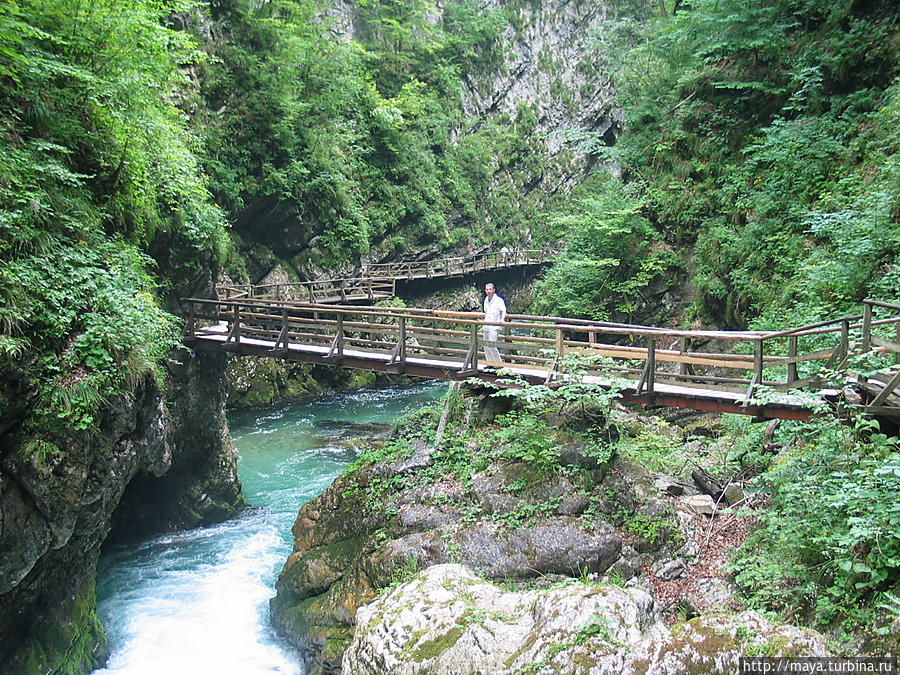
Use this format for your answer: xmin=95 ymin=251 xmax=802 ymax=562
xmin=0 ymin=272 xmax=244 ymax=673
xmin=214 ymin=0 xmax=622 ymax=283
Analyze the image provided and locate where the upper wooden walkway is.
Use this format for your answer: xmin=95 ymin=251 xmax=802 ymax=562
xmin=363 ymin=249 xmax=548 ymax=280
xmin=183 ymin=296 xmax=900 ymax=422
xmin=217 ymin=250 xmax=550 ymax=304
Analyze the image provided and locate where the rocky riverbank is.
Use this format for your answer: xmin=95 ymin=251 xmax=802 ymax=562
xmin=270 ymin=385 xmax=827 ymax=673
xmin=345 ymin=564 xmax=826 ymax=674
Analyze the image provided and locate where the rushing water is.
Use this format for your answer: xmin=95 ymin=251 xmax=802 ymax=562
xmin=94 ymin=381 xmax=446 ymax=674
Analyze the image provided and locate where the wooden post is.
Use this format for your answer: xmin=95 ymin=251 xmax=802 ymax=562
xmin=862 ymin=300 xmax=872 ymax=353
xmin=753 ymin=339 xmax=763 ymax=386
xmin=462 ymin=324 xmax=479 ymax=373
xmin=896 ymin=320 xmax=900 ymax=366
xmin=270 ymin=307 xmax=289 ymax=354
xmin=676 ymin=336 xmax=688 ymax=376
xmin=340 ymin=280 xmax=347 ymax=302
xmin=187 ymin=302 xmax=196 ymax=337
xmin=390 ymin=315 xmax=406 ymax=368
xmin=589 ymin=329 xmax=597 ymax=346
xmin=637 ymin=338 xmax=655 ymax=394
xmin=787 ymin=336 xmax=798 ymax=385
xmin=335 ymin=313 xmax=344 ymax=358
xmin=225 ymin=304 xmax=241 ymax=345
xmin=556 ymin=327 xmax=565 ymax=373
xmin=838 ymin=320 xmax=849 ymax=368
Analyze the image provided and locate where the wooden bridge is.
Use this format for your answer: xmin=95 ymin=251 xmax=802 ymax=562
xmin=183 ymin=296 xmax=900 ymax=422
xmin=217 ymin=250 xmax=550 ymax=304
xmin=362 ymin=249 xmax=548 ymax=280
xmin=218 ymin=277 xmax=397 ymax=304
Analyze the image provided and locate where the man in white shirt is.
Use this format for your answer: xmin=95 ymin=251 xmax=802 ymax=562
xmin=482 ymin=282 xmax=507 ymax=364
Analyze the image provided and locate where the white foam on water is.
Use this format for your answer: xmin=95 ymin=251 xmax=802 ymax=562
xmin=96 ymin=517 xmax=301 ymax=674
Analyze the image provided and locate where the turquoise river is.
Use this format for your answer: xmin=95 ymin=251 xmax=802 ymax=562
xmin=93 ymin=381 xmax=445 ymax=674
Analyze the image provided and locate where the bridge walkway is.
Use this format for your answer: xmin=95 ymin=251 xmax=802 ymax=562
xmin=183 ymin=298 xmax=900 ymax=422
xmin=218 ymin=250 xmax=551 ymax=305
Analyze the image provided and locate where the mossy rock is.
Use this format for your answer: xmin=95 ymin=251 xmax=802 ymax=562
xmin=7 ymin=584 xmax=108 ymax=675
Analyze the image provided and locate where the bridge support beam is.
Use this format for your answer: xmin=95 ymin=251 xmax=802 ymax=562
xmin=636 ymin=338 xmax=656 ymax=395
xmin=387 ymin=316 xmax=407 ymax=373
xmin=460 ymin=325 xmax=478 ymax=376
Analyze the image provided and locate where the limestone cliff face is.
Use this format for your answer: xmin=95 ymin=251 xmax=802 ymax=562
xmin=233 ymin=0 xmax=620 ymax=280
xmin=327 ymin=0 xmax=622 ymax=153
xmin=330 ymin=0 xmax=620 ymax=155
xmin=456 ymin=0 xmax=620 ymax=159
xmin=108 ymin=350 xmax=245 ymax=537
xmin=0 ymin=376 xmax=169 ymax=672
xmin=0 ymin=351 xmax=244 ymax=673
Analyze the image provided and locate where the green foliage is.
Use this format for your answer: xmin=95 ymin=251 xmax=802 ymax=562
xmin=615 ymin=418 xmax=685 ymax=475
xmin=592 ymin=0 xmax=900 ymax=326
xmin=0 ymin=0 xmax=228 ymax=444
xmin=379 ymin=554 xmax=421 ymax=596
xmin=493 ymin=411 xmax=561 ymax=474
xmin=198 ymin=0 xmax=570 ymax=270
xmin=730 ymin=414 xmax=900 ymax=638
xmin=625 ymin=511 xmax=682 ymax=549
xmin=489 ymin=496 xmax=563 ymax=530
xmin=533 ymin=178 xmax=679 ymax=321
xmin=488 ymin=353 xmax=626 ymax=416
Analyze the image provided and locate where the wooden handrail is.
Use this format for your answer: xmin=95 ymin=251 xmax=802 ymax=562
xmin=184 ymin=294 xmax=900 ymax=419
xmin=363 ymin=249 xmax=550 ymax=277
xmin=866 ymin=298 xmax=900 ymax=311
xmin=218 ymin=250 xmax=552 ymax=305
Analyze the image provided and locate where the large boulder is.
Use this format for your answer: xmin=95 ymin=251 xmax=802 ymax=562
xmin=270 ymin=421 xmax=635 ymax=674
xmin=344 ymin=564 xmax=829 ymax=674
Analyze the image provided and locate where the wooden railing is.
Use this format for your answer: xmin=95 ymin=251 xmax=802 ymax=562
xmin=216 ymin=277 xmax=396 ymax=304
xmin=362 ymin=249 xmax=548 ymax=279
xmin=214 ymin=249 xmax=549 ymax=304
xmin=183 ymin=297 xmax=900 ymax=415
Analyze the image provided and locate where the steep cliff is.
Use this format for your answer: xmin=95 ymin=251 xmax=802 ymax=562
xmin=0 ymin=301 xmax=244 ymax=675
xmin=200 ymin=0 xmax=622 ymax=280
xmin=0 ymin=361 xmax=243 ymax=673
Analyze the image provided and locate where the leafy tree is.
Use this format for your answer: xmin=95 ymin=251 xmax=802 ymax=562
xmin=533 ymin=178 xmax=677 ymax=321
